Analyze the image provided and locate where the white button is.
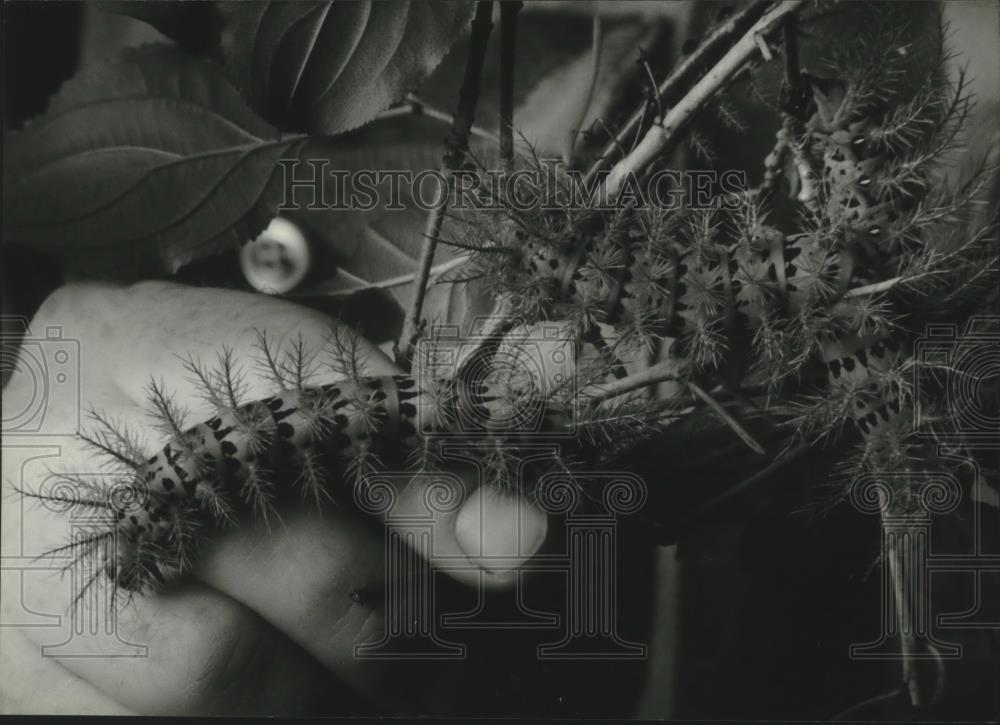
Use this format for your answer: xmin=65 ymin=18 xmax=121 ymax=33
xmin=240 ymin=217 xmax=311 ymax=295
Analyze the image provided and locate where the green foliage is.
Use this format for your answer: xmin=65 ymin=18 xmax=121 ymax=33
xmin=3 ymin=45 xmax=312 ymax=276
xmin=108 ymin=1 xmax=474 ymax=135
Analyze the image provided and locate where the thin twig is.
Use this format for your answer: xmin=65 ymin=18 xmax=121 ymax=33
xmin=583 ymin=0 xmax=773 ymax=185
xmin=829 ymin=685 xmax=907 ymax=721
xmin=396 ymin=1 xmax=494 ymax=368
xmin=779 ymin=11 xmax=819 ymax=209
xmin=679 ymin=440 xmax=811 ymax=529
xmin=598 ymin=0 xmax=806 ymax=202
xmin=565 ymin=15 xmax=603 ymax=167
xmin=404 ymin=95 xmax=501 ymax=146
xmin=640 ymin=53 xmax=663 ymax=121
xmin=883 ymin=507 xmax=923 ymax=708
xmin=373 ymin=103 xmax=419 ymax=121
xmin=367 ymin=255 xmax=472 ymax=291
xmin=499 ymin=1 xmax=522 ymax=169
xmin=688 ymin=381 xmax=767 ymax=455
xmin=580 ymin=359 xmax=678 ymax=404
xmin=444 ymin=1 xmax=496 ymax=173
xmin=844 ymin=276 xmax=903 ymax=298
xmin=782 ymin=11 xmax=803 ymax=103
xmin=754 ymin=31 xmax=774 ymax=62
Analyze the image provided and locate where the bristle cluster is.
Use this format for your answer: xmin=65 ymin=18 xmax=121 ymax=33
xmin=444 ymin=8 xmax=993 ymax=509
xmin=32 ymin=322 xmax=649 ymax=601
xmin=29 ymin=8 xmax=995 ymax=610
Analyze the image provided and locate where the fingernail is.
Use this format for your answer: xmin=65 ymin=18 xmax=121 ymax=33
xmin=454 ymin=486 xmax=547 ymax=574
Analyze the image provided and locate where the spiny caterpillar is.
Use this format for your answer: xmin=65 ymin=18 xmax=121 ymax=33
xmin=452 ymin=22 xmax=991 ymax=506
xmin=26 ymin=11 xmax=993 ymax=605
xmin=29 ymin=326 xmax=620 ymax=600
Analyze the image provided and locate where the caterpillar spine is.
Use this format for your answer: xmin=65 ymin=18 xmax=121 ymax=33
xmin=25 ymin=9 xmax=995 ymax=604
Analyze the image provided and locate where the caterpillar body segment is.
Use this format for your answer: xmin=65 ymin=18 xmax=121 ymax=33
xmin=101 ymin=371 xmax=577 ymax=593
xmin=40 ymin=36 xmax=985 ymax=604
xmin=475 ymin=66 xmax=952 ymax=453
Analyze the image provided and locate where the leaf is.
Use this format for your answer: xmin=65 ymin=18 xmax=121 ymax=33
xmin=514 ymin=20 xmax=664 ymax=160
xmin=3 ymin=44 xmax=324 ymax=277
xmin=109 ymin=1 xmax=474 ymax=135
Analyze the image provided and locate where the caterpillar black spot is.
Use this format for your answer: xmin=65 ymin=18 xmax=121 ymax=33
xmin=26 ymin=27 xmax=992 ymax=605
xmin=23 ymin=324 xmax=584 ymax=601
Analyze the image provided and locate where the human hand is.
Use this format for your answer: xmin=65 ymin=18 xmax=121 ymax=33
xmin=1 ymin=281 xmax=549 ymax=715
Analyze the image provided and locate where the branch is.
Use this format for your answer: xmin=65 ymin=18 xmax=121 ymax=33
xmin=580 ymin=358 xmax=678 ymax=403
xmin=401 ymin=95 xmax=501 ymax=145
xmin=499 ymin=1 xmax=522 ymax=169
xmin=443 ymin=1 xmax=496 ymax=173
xmin=844 ymin=276 xmax=903 ymax=298
xmin=597 ymin=0 xmax=806 ymax=202
xmin=367 ymin=255 xmax=472 ymax=292
xmin=396 ymin=1 xmax=494 ymax=369
xmin=565 ymin=15 xmax=603 ymax=167
xmin=778 ymin=11 xmax=821 ymax=208
xmin=583 ymin=0 xmax=773 ymax=185
xmin=688 ymin=381 xmax=767 ymax=456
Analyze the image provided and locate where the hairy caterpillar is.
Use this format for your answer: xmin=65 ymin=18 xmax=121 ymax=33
xmin=29 ymin=26 xmax=990 ymax=604
xmin=485 ymin=74 xmax=915 ymax=408
xmin=460 ymin=50 xmax=986 ymax=495
xmin=30 ymin=328 xmax=597 ymax=599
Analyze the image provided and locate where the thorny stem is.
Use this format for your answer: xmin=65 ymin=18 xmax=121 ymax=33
xmin=499 ymin=1 xmax=522 ymax=169
xmin=598 ymin=0 xmax=806 ymax=202
xmin=583 ymin=0 xmax=773 ymax=185
xmin=754 ymin=31 xmax=774 ymax=62
xmin=397 ymin=1 xmax=494 ymax=369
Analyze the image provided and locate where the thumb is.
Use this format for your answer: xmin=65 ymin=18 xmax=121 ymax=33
xmin=358 ymin=462 xmax=549 ymax=590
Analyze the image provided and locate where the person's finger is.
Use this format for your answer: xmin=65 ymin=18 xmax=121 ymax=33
xmin=0 ymin=627 xmax=134 ymax=715
xmin=78 ymin=280 xmax=549 ymax=588
xmin=1 ymin=427 xmax=345 ymax=716
xmin=37 ymin=281 xmax=398 ymax=408
xmin=15 ymin=282 xmax=551 ymax=712
xmin=193 ymin=500 xmax=420 ymax=708
xmin=376 ymin=465 xmax=549 ymax=589
xmin=5 ymin=289 xmax=488 ymax=713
